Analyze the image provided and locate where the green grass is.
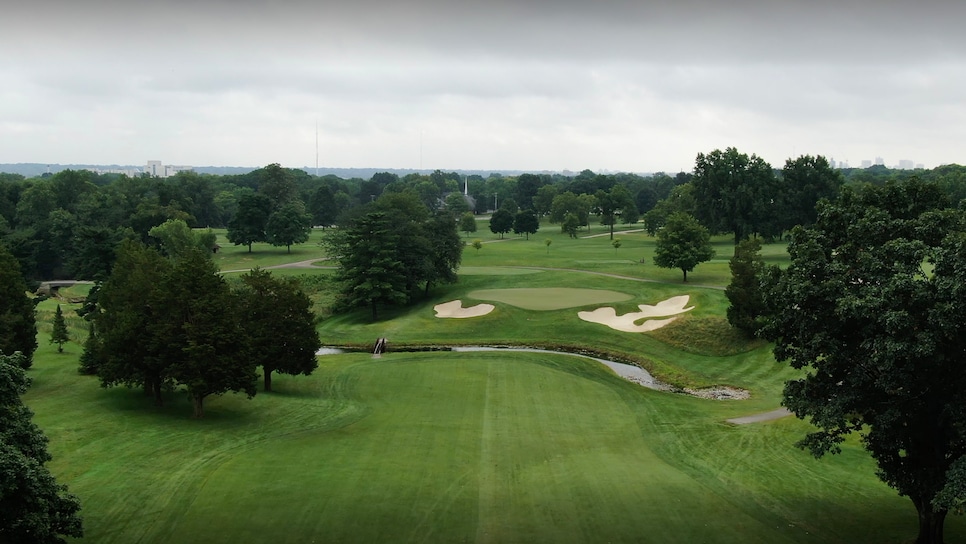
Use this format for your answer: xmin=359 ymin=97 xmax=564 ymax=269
xmin=466 ymin=287 xmax=634 ymax=310
xmin=25 ymin=347 xmax=963 ymax=543
xmin=19 ymin=223 xmax=962 ymax=543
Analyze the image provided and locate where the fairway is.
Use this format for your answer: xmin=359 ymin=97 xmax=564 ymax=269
xmin=26 ymin=348 xmax=965 ymax=543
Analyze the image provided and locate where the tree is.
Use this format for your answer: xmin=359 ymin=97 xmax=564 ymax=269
xmin=512 ymin=210 xmax=539 ymax=240
xmin=544 ymin=238 xmax=552 ymax=253
xmin=423 ymin=211 xmax=463 ymax=294
xmin=89 ymin=240 xmax=171 ymax=405
xmin=759 ymin=178 xmax=966 ymax=544
xmin=595 ymin=185 xmax=636 ymax=240
xmin=237 ymin=269 xmax=320 ymax=392
xmin=266 ymin=201 xmax=312 ymax=253
xmin=724 ymin=237 xmax=766 ymax=337
xmin=0 ymin=353 xmax=84 ymax=543
xmin=226 ymin=193 xmax=272 ymax=252
xmin=149 ymin=219 xmax=215 ymax=259
xmin=49 ymin=305 xmax=68 ymax=353
xmin=777 ymin=155 xmax=844 ymax=232
xmin=642 ymin=184 xmax=695 ymax=235
xmin=489 ymin=209 xmax=514 ymax=239
xmin=514 ymin=173 xmax=543 ymax=212
xmin=154 ymin=248 xmax=256 ymax=418
xmin=533 ymin=184 xmax=559 ymax=217
xmin=471 ymin=239 xmax=483 ymax=252
xmin=561 ymin=213 xmax=580 ymax=238
xmin=0 ymin=243 xmax=36 ymax=366
xmin=88 ymin=242 xmax=257 ymax=416
xmin=691 ymin=147 xmax=777 ymax=243
xmin=459 ymin=212 xmax=477 ymax=237
xmin=324 ymin=211 xmax=409 ymax=321
xmin=444 ymin=192 xmax=470 ymax=215
xmin=653 ymin=212 xmax=715 ymax=282
xmin=257 ymin=163 xmax=299 ymax=209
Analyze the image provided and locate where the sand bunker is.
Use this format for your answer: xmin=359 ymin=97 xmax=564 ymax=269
xmin=434 ymin=300 xmax=495 ymax=318
xmin=578 ymin=295 xmax=694 ymax=332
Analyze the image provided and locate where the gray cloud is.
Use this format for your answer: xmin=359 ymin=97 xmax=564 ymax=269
xmin=2 ymin=0 xmax=965 ymax=170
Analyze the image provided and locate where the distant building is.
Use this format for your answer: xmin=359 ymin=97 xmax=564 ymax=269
xmin=898 ymin=159 xmax=914 ymax=170
xmin=145 ymin=160 xmax=192 ymax=178
xmin=861 ymin=160 xmax=872 ymax=168
xmin=874 ymin=156 xmax=885 ymax=166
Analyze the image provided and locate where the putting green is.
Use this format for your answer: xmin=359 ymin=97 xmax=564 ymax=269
xmin=468 ymin=288 xmax=633 ymax=310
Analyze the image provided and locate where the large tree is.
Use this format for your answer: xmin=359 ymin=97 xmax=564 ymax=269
xmin=266 ymin=201 xmax=312 ymax=253
xmin=226 ymin=193 xmax=272 ymax=253
xmin=691 ymin=147 xmax=777 ymax=243
xmin=89 ymin=240 xmax=171 ymax=404
xmin=153 ymin=248 xmax=256 ymax=418
xmin=489 ymin=209 xmax=514 ymax=239
xmin=760 ymin=178 xmax=966 ymax=544
xmin=724 ymin=237 xmax=766 ymax=337
xmin=652 ymin=212 xmax=715 ymax=282
xmin=325 ymin=210 xmax=409 ymax=321
xmin=0 ymin=243 xmax=37 ymax=365
xmin=777 ymin=154 xmax=844 ymax=232
xmin=595 ymin=185 xmax=637 ymax=240
xmin=0 ymin=352 xmax=84 ymax=543
xmin=88 ymin=242 xmax=257 ymax=416
xmin=237 ymin=268 xmax=320 ymax=392
xmin=512 ymin=210 xmax=540 ymax=240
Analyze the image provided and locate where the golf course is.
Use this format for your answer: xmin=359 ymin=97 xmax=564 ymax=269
xmin=22 ymin=225 xmax=966 ymax=543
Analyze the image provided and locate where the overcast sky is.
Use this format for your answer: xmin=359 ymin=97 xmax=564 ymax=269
xmin=2 ymin=0 xmax=964 ymax=173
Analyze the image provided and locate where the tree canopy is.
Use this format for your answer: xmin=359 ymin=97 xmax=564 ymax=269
xmin=652 ymin=212 xmax=715 ymax=282
xmin=0 ymin=242 xmax=36 ymax=365
xmin=324 ymin=193 xmax=461 ymax=320
xmin=760 ymin=178 xmax=966 ymax=544
xmin=489 ymin=209 xmax=514 ymax=239
xmin=86 ymin=242 xmax=257 ymax=417
xmin=1 ymin=352 xmax=84 ymax=543
xmin=691 ymin=147 xmax=777 ymax=243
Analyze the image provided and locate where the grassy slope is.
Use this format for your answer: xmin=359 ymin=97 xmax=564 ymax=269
xmin=21 ymin=226 xmax=966 ymax=543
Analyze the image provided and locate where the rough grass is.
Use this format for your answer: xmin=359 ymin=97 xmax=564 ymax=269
xmin=649 ymin=316 xmax=767 ymax=356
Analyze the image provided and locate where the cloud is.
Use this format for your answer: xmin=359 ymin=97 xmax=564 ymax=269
xmin=2 ymin=0 xmax=965 ymax=169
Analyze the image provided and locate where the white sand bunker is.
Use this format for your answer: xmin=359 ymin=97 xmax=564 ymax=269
xmin=434 ymin=300 xmax=495 ymax=318
xmin=578 ymin=295 xmax=694 ymax=332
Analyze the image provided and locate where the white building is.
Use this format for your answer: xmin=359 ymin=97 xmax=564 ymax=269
xmin=145 ymin=160 xmax=192 ymax=178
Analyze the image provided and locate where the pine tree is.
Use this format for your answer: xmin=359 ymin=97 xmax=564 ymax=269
xmin=49 ymin=305 xmax=69 ymax=353
xmin=0 ymin=243 xmax=37 ymax=366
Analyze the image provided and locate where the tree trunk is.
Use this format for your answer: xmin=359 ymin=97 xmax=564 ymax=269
xmin=682 ymin=269 xmax=688 ymax=282
xmin=371 ymin=301 xmax=378 ymax=321
xmin=247 ymin=242 xmax=253 ymax=253
xmin=153 ymin=380 xmax=163 ymax=407
xmin=914 ymin=501 xmax=946 ymax=544
xmin=610 ymin=223 xmax=614 ymax=240
xmin=287 ymin=245 xmax=291 ymax=253
xmin=192 ymin=395 xmax=205 ymax=418
xmin=264 ymin=369 xmax=273 ymax=392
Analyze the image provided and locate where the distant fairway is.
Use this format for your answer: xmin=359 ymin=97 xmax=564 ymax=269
xmin=468 ymin=287 xmax=633 ymax=310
